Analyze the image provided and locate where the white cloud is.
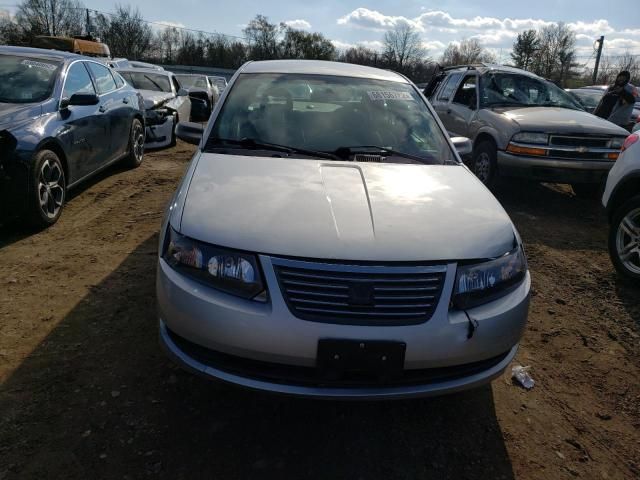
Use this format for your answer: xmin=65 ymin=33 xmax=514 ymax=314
xmin=331 ymin=40 xmax=354 ymax=50
xmin=284 ymin=19 xmax=311 ymax=30
xmin=331 ymin=39 xmax=385 ymax=52
xmin=337 ymin=8 xmax=421 ymax=31
xmin=154 ymin=20 xmax=186 ymax=29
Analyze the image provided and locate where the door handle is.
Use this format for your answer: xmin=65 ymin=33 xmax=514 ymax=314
xmin=99 ymin=105 xmax=107 ymax=113
xmin=122 ymin=97 xmax=129 ymax=104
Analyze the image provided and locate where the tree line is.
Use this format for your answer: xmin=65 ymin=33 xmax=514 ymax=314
xmin=1 ymin=0 xmax=637 ymax=86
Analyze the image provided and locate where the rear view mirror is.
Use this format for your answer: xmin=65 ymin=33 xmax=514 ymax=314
xmin=451 ymin=137 xmax=473 ymax=157
xmin=61 ymin=93 xmax=100 ymax=110
xmin=176 ymin=121 xmax=204 ymax=145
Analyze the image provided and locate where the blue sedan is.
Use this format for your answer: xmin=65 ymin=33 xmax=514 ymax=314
xmin=0 ymin=46 xmax=146 ymax=227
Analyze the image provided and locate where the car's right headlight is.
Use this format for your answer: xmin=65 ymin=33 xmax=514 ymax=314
xmin=511 ymin=132 xmax=549 ymax=145
xmin=452 ymin=246 xmax=527 ymax=309
xmin=162 ymin=227 xmax=267 ymax=301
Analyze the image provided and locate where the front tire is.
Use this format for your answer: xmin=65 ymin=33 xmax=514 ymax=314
xmin=609 ymin=195 xmax=640 ymax=281
xmin=124 ymin=118 xmax=145 ymax=168
xmin=28 ymin=150 xmax=66 ymax=228
xmin=471 ymin=141 xmax=498 ymax=187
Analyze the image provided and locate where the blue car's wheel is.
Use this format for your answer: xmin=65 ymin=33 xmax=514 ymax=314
xmin=29 ymin=149 xmax=66 ymax=228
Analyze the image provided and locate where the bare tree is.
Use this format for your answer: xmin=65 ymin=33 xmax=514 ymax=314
xmin=15 ymin=0 xmax=84 ymax=38
xmin=382 ymin=22 xmax=427 ymax=71
xmin=441 ymin=38 xmax=495 ymax=66
xmin=93 ymin=5 xmax=152 ymax=59
xmin=243 ymin=14 xmax=280 ymax=60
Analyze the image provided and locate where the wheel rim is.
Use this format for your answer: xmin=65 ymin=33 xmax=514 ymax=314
xmin=474 ymin=152 xmax=491 ymax=183
xmin=38 ymin=159 xmax=64 ymax=219
xmin=616 ymin=207 xmax=640 ymax=275
xmin=133 ymin=123 xmax=145 ymax=161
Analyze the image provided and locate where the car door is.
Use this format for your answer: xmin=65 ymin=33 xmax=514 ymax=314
xmin=86 ymin=62 xmax=130 ymax=164
xmin=58 ymin=61 xmax=105 ymax=183
xmin=449 ymin=74 xmax=479 ymax=137
xmin=171 ymin=75 xmax=191 ymax=122
xmin=431 ymin=72 xmax=463 ymax=134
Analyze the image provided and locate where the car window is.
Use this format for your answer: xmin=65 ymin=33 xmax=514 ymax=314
xmin=480 ymin=72 xmax=582 ymax=110
xmin=437 ymin=73 xmax=462 ymax=102
xmin=176 ymin=75 xmax=208 ymax=89
xmin=113 ymin=71 xmax=125 ymax=88
xmin=62 ymin=62 xmax=95 ymax=99
xmin=208 ymin=73 xmax=456 ymax=165
xmin=452 ymin=75 xmax=477 ymax=108
xmin=0 ymin=54 xmax=61 ymax=103
xmin=119 ymin=71 xmax=171 ymax=93
xmin=87 ymin=62 xmax=117 ymax=95
xmin=172 ymin=77 xmax=181 ymax=93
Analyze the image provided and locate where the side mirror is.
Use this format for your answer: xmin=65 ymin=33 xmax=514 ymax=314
xmin=176 ymin=121 xmax=204 ymax=145
xmin=451 ymin=137 xmax=473 ymax=157
xmin=177 ymin=88 xmax=188 ymax=97
xmin=61 ymin=93 xmax=100 ymax=110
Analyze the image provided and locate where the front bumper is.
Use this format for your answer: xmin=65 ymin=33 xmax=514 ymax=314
xmin=157 ymin=256 xmax=530 ymax=399
xmin=497 ymin=150 xmax=614 ymax=184
xmin=144 ymin=112 xmax=174 ymax=149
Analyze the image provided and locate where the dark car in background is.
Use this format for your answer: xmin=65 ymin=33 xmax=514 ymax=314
xmin=567 ymin=85 xmax=639 ymax=130
xmin=0 ymin=46 xmax=145 ymax=227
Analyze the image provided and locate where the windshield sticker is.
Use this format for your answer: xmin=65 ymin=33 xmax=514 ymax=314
xmin=21 ymin=59 xmax=57 ymax=71
xmin=367 ymin=91 xmax=414 ymax=101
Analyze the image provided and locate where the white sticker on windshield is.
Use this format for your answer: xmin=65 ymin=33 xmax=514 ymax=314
xmin=21 ymin=59 xmax=57 ymax=71
xmin=367 ymin=91 xmax=413 ymax=101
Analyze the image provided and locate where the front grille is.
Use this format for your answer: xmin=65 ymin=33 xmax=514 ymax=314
xmin=549 ymin=135 xmax=610 ymax=148
xmin=272 ymin=258 xmax=447 ymax=326
xmin=550 ymin=150 xmax=609 ymax=160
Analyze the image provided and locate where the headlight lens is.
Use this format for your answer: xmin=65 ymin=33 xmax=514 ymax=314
xmin=453 ymin=247 xmax=527 ymax=309
xmin=610 ymin=136 xmax=627 ymax=149
xmin=512 ymin=132 xmax=549 ymax=145
xmin=163 ymin=228 xmax=266 ymax=301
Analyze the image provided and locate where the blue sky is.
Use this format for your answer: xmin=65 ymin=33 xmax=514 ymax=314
xmin=3 ymin=0 xmax=639 ymax=61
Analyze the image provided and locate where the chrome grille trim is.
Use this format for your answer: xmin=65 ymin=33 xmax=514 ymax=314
xmin=272 ymin=257 xmax=447 ymax=326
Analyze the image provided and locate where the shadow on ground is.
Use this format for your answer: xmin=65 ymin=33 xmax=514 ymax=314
xmin=0 ymin=235 xmax=515 ymax=480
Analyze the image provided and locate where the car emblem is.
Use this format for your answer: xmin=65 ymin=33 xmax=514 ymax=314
xmin=348 ymin=282 xmax=375 ymax=306
xmin=576 ymin=146 xmax=589 ymax=153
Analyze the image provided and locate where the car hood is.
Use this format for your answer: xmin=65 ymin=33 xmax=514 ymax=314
xmin=138 ymin=90 xmax=174 ymax=109
xmin=0 ymin=103 xmax=43 ymax=130
xmin=495 ymin=106 xmax=628 ymax=136
xmin=178 ymin=154 xmax=516 ymax=262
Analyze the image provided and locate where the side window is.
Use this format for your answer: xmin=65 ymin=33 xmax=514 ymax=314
xmin=86 ymin=62 xmax=117 ymax=95
xmin=437 ymin=73 xmax=462 ymax=102
xmin=113 ymin=71 xmax=125 ymax=88
xmin=172 ymin=77 xmax=181 ymax=93
xmin=62 ymin=62 xmax=95 ymax=99
xmin=452 ymin=75 xmax=477 ymax=108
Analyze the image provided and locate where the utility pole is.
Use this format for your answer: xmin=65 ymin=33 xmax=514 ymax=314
xmin=86 ymin=8 xmax=91 ymax=37
xmin=592 ymin=35 xmax=604 ymax=83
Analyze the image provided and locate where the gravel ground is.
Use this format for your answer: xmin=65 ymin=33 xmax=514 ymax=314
xmin=0 ymin=142 xmax=638 ymax=480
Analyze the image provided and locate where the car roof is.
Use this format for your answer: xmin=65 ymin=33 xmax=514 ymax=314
xmin=240 ymin=60 xmax=408 ymax=83
xmin=117 ymin=67 xmax=171 ymax=76
xmin=443 ymin=64 xmax=543 ymax=78
xmin=0 ymin=45 xmax=84 ymax=61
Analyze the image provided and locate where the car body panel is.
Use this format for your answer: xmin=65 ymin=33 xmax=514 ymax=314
xmin=603 ymin=135 xmax=640 ymax=209
xmin=180 ymin=154 xmax=515 ymax=261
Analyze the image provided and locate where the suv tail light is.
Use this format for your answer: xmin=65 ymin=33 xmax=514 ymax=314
xmin=621 ymin=134 xmax=639 ymax=152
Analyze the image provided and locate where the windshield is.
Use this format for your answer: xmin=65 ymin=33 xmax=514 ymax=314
xmin=120 ymin=71 xmax=171 ymax=93
xmin=0 ymin=55 xmax=61 ymax=103
xmin=176 ymin=75 xmax=208 ymax=89
xmin=568 ymin=89 xmax=603 ymax=109
xmin=207 ymin=73 xmax=455 ymax=164
xmin=480 ymin=72 xmax=583 ymax=110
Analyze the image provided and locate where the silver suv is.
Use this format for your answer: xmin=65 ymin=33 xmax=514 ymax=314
xmin=427 ymin=65 xmax=629 ymax=195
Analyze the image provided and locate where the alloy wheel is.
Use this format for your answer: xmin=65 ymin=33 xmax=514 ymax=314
xmin=616 ymin=207 xmax=640 ymax=275
xmin=133 ymin=123 xmax=145 ymax=162
xmin=38 ymin=159 xmax=64 ymax=219
xmin=474 ymin=152 xmax=491 ymax=184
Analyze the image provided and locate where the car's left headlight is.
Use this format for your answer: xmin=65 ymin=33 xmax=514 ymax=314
xmin=452 ymin=246 xmax=527 ymax=309
xmin=610 ymin=137 xmax=627 ymax=150
xmin=162 ymin=227 xmax=267 ymax=301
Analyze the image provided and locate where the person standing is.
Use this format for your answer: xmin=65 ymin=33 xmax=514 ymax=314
xmin=594 ymin=71 xmax=638 ymax=130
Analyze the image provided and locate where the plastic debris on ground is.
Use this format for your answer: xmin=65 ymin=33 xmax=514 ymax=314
xmin=512 ymin=364 xmax=535 ymax=390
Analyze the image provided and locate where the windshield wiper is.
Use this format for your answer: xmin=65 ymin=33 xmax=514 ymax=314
xmin=332 ymin=145 xmax=436 ymax=164
xmin=207 ymin=137 xmax=339 ymax=160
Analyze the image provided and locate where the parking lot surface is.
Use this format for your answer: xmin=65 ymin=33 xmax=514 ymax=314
xmin=0 ymin=142 xmax=638 ymax=480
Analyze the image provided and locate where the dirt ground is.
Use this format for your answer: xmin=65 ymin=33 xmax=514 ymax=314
xmin=0 ymin=142 xmax=638 ymax=480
